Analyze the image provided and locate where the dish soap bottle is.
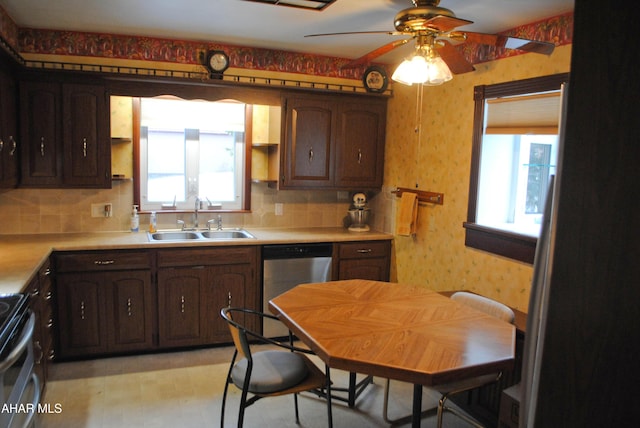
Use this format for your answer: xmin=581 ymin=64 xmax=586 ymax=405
xmin=130 ymin=205 xmax=139 ymax=232
xmin=149 ymin=211 xmax=157 ymax=233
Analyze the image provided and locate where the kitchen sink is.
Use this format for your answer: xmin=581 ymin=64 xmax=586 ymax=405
xmin=201 ymin=229 xmax=255 ymax=239
xmin=148 ymin=228 xmax=256 ymax=241
xmin=149 ymin=231 xmax=200 ymax=240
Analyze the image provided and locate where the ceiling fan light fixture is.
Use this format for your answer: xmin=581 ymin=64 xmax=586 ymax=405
xmin=391 ymin=47 xmax=452 ymax=86
xmin=423 ymin=54 xmax=452 ymax=85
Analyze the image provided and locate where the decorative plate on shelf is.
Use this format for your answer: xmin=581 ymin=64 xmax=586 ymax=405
xmin=363 ymin=66 xmax=388 ymax=93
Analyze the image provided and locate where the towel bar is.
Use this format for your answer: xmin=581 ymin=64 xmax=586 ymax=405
xmin=391 ymin=187 xmax=444 ymax=205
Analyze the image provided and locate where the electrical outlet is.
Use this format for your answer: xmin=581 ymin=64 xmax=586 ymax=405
xmin=275 ymin=203 xmax=283 ymax=216
xmin=91 ymin=203 xmax=113 ymax=218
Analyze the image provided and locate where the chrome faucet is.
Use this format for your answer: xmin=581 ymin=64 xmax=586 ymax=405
xmin=193 ymin=197 xmax=200 ymax=229
xmin=207 ymin=214 xmax=223 ymax=231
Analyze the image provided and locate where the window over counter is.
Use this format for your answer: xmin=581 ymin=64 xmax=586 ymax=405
xmin=464 ymin=73 xmax=569 ymax=263
xmin=135 ymin=97 xmax=249 ymax=212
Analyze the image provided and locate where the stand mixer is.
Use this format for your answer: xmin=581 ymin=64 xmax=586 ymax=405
xmin=348 ymin=192 xmax=371 ymax=232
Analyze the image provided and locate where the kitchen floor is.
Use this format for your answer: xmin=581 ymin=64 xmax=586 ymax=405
xmin=39 ymin=345 xmax=479 ymax=427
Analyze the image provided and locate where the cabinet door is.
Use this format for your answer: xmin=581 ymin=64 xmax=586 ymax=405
xmin=62 ymin=83 xmax=111 ymax=187
xmin=0 ymin=68 xmax=18 ymax=188
xmin=157 ymin=267 xmax=207 ymax=348
xmin=336 ymin=241 xmax=391 ymax=281
xmin=335 ymin=100 xmax=386 ymax=188
xmin=107 ymin=271 xmax=154 ymax=352
xmin=208 ymin=263 xmax=256 ymax=342
xmin=338 ymin=258 xmax=390 ymax=281
xmin=281 ymin=97 xmax=335 ymax=188
xmin=56 ymin=273 xmax=107 ymax=357
xmin=19 ymin=81 xmax=61 ymax=187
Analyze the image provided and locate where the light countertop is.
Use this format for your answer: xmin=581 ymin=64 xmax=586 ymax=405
xmin=0 ymin=227 xmax=392 ymax=294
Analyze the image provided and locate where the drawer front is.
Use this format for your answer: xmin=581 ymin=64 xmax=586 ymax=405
xmin=157 ymin=246 xmax=257 ymax=267
xmin=338 ymin=241 xmax=390 ymax=259
xmin=55 ymin=250 xmax=151 ymax=272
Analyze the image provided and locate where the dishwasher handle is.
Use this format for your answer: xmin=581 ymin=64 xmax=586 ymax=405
xmin=262 ymin=243 xmax=333 ymax=259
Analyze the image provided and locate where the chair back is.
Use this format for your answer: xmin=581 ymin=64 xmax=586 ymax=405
xmin=220 ymin=307 xmax=251 ymax=360
xmin=451 ymin=291 xmax=515 ymax=324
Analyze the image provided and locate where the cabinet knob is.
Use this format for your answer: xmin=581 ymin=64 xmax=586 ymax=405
xmin=80 ymin=301 xmax=86 ymax=320
xmin=40 ymin=137 xmax=45 ymax=157
xmin=358 ymin=149 xmax=362 ymax=164
xmin=308 ymin=147 xmax=314 ymax=163
xmin=82 ymin=138 xmax=88 ymax=157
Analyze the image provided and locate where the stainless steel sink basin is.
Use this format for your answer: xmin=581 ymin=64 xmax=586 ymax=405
xmin=201 ymin=229 xmax=255 ymax=239
xmin=149 ymin=231 xmax=200 ymax=240
xmin=148 ymin=228 xmax=255 ymax=241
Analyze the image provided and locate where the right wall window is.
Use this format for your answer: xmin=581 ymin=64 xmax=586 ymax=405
xmin=464 ymin=73 xmax=569 ymax=263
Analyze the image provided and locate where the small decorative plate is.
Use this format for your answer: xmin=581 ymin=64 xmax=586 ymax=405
xmin=363 ymin=66 xmax=388 ymax=93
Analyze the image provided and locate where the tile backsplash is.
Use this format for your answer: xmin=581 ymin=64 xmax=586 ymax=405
xmin=0 ymin=182 xmax=374 ymax=234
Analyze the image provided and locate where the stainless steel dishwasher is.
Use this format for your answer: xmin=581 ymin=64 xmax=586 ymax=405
xmin=262 ymin=243 xmax=333 ymax=338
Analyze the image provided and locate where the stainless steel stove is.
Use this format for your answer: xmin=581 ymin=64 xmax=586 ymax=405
xmin=0 ymin=294 xmax=30 ymax=358
xmin=0 ymin=293 xmax=39 ymax=428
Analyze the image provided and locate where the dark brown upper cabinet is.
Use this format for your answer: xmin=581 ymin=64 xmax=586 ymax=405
xmin=281 ymin=93 xmax=386 ymax=190
xmin=0 ymin=66 xmax=18 ymax=188
xmin=19 ymin=79 xmax=111 ymax=188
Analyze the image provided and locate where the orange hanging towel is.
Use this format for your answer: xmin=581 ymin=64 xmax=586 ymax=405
xmin=396 ymin=192 xmax=418 ymax=236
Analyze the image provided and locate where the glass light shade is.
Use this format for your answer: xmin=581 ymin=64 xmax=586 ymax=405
xmin=423 ymin=55 xmax=453 ymax=86
xmin=392 ymin=51 xmax=453 ymax=86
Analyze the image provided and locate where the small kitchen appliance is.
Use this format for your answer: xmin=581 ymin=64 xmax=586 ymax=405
xmin=348 ymin=192 xmax=371 ymax=232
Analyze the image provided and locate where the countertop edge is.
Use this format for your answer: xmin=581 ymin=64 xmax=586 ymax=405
xmin=1 ymin=227 xmax=393 ymax=294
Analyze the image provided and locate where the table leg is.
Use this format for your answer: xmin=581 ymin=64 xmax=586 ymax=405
xmin=412 ymin=384 xmax=423 ymax=428
xmin=326 ymin=364 xmax=333 ymax=428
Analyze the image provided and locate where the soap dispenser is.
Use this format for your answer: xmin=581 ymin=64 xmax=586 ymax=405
xmin=149 ymin=211 xmax=157 ymax=233
xmin=130 ymin=205 xmax=139 ymax=232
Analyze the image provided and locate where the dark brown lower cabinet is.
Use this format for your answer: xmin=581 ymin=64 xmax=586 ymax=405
xmin=28 ymin=259 xmax=54 ymax=398
xmin=156 ymin=246 xmax=259 ymax=349
xmin=334 ymin=240 xmax=391 ymax=281
xmin=56 ymin=270 xmax=153 ymax=358
xmin=54 ymin=250 xmax=153 ymax=359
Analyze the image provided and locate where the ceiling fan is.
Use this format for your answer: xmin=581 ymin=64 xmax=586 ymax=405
xmin=306 ymin=0 xmax=555 ymax=77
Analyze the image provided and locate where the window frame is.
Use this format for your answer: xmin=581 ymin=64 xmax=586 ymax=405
xmin=132 ymin=97 xmax=253 ymax=214
xmin=463 ymin=73 xmax=570 ymax=264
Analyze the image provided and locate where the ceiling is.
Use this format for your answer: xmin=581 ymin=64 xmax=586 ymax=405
xmin=0 ymin=0 xmax=574 ymax=64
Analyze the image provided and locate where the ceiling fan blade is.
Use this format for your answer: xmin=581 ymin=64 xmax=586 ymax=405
xmin=420 ymin=15 xmax=474 ymax=32
xmin=463 ymin=32 xmax=555 ymax=55
xmin=341 ymin=39 xmax=412 ymax=69
xmin=305 ymin=31 xmax=400 ymax=38
xmin=436 ymin=41 xmax=475 ymax=75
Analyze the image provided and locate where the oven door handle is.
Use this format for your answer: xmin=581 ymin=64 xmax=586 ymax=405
xmin=17 ymin=373 xmax=41 ymax=428
xmin=0 ymin=312 xmax=35 ymax=373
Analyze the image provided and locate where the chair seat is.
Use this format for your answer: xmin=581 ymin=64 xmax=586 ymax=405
xmin=232 ymin=350 xmax=309 ymax=394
